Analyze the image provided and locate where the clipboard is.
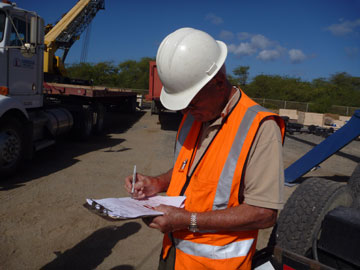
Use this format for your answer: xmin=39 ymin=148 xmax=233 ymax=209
xmin=83 ymin=201 xmax=123 ymax=221
xmin=84 ymin=196 xmax=186 ymax=220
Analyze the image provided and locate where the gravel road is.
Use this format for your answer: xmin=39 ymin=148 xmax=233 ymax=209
xmin=1 ymin=109 xmax=359 ymax=270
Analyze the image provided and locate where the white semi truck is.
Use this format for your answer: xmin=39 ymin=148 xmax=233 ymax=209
xmin=0 ymin=1 xmax=137 ymax=177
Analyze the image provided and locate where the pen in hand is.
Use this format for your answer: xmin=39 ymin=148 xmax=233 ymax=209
xmin=131 ymin=165 xmax=136 ymax=197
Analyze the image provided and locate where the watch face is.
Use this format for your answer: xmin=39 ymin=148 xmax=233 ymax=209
xmin=189 ymin=225 xmax=199 ymax=232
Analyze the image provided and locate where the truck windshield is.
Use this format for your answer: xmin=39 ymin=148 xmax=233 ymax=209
xmin=0 ymin=12 xmax=5 ymax=42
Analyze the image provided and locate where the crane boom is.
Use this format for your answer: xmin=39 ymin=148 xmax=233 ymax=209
xmin=44 ymin=0 xmax=104 ymax=76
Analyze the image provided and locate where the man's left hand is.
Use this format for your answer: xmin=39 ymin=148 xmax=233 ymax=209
xmin=144 ymin=205 xmax=190 ymax=233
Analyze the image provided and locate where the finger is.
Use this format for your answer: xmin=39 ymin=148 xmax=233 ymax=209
xmin=154 ymin=204 xmax=166 ymax=212
xmin=149 ymin=222 xmax=160 ymax=230
xmin=134 ymin=180 xmax=145 ymax=190
xmin=154 ymin=204 xmax=173 ymax=214
xmin=132 ymin=186 xmax=146 ymax=199
xmin=125 ymin=180 xmax=132 ymax=191
xmin=136 ymin=172 xmax=145 ymax=179
xmin=136 ymin=173 xmax=149 ymax=184
xmin=124 ymin=176 xmax=133 ymax=190
xmin=132 ymin=192 xmax=145 ymax=200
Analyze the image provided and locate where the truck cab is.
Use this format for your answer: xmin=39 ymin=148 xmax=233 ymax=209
xmin=0 ymin=2 xmax=71 ymax=177
xmin=0 ymin=1 xmax=137 ymax=178
xmin=0 ymin=2 xmax=44 ymax=110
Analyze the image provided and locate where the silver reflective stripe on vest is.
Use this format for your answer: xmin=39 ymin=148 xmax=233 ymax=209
xmin=213 ymin=105 xmax=269 ymax=210
xmin=174 ymin=114 xmax=194 ymax=164
xmin=174 ymin=237 xmax=254 ymax=259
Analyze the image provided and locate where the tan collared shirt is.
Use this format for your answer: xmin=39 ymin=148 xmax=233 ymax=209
xmin=188 ymin=88 xmax=284 ymax=210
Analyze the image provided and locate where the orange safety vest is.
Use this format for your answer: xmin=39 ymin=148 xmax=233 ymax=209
xmin=162 ymin=90 xmax=285 ymax=270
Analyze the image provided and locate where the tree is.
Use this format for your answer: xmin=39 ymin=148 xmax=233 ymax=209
xmin=118 ymin=57 xmax=154 ymax=89
xmin=330 ymin=72 xmax=360 ymax=92
xmin=66 ymin=57 xmax=155 ymax=89
xmin=233 ymin=66 xmax=250 ymax=86
xmin=65 ymin=60 xmax=360 ymax=113
xmin=226 ymin=74 xmax=239 ymax=86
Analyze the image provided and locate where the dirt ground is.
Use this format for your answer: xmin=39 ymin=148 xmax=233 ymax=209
xmin=0 ymin=109 xmax=359 ymax=270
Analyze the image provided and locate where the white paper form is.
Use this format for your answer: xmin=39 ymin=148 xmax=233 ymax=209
xmin=86 ymin=195 xmax=186 ymax=219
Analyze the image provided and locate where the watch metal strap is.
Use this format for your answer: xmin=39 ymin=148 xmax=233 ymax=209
xmin=190 ymin=213 xmax=197 ymax=226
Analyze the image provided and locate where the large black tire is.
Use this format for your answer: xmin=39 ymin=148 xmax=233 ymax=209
xmin=92 ymin=103 xmax=106 ymax=135
xmin=348 ymin=163 xmax=360 ymax=208
xmin=151 ymin=100 xmax=159 ymax=115
xmin=71 ymin=105 xmax=93 ymax=140
xmin=129 ymin=96 xmax=137 ymax=113
xmin=271 ymin=178 xmax=353 ymax=258
xmin=0 ymin=116 xmax=26 ymax=177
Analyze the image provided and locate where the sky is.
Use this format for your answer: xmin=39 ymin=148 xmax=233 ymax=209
xmin=14 ymin=0 xmax=360 ymax=82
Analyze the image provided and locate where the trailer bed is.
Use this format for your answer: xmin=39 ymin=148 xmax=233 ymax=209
xmin=43 ymin=82 xmax=137 ymax=98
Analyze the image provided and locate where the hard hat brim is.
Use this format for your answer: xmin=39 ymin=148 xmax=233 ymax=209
xmin=160 ymin=41 xmax=228 ymax=111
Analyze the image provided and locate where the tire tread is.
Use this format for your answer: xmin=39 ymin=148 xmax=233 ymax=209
xmin=274 ymin=178 xmax=352 ymax=256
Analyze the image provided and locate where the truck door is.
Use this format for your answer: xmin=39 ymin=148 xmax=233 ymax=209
xmin=0 ymin=11 xmax=6 ymax=88
xmin=7 ymin=15 xmax=43 ymax=108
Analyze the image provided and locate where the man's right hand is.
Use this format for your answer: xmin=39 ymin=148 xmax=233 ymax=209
xmin=124 ymin=168 xmax=173 ymax=199
xmin=124 ymin=173 xmax=160 ymax=199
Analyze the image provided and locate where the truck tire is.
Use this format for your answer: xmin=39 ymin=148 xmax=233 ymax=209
xmin=71 ymin=105 xmax=93 ymax=140
xmin=130 ymin=96 xmax=137 ymax=113
xmin=92 ymin=103 xmax=105 ymax=134
xmin=0 ymin=116 xmax=26 ymax=177
xmin=271 ymin=178 xmax=353 ymax=258
xmin=348 ymin=163 xmax=360 ymax=208
xmin=151 ymin=100 xmax=159 ymax=115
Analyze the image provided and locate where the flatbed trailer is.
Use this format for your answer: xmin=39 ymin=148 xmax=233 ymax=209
xmin=44 ymin=82 xmax=137 ymax=99
xmin=43 ymin=82 xmax=137 ymax=110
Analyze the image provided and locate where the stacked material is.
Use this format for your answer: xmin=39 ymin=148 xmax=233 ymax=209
xmin=279 ymin=109 xmax=298 ymax=121
xmin=297 ymin=112 xmax=324 ymax=127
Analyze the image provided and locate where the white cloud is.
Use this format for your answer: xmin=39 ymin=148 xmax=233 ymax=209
xmin=226 ymin=32 xmax=307 ymax=64
xmin=327 ymin=18 xmax=360 ymax=36
xmin=228 ymin=42 xmax=257 ymax=56
xmin=237 ymin=32 xmax=252 ymax=40
xmin=251 ymin=34 xmax=271 ymax=49
xmin=219 ymin=30 xmax=234 ymax=40
xmin=228 ymin=33 xmax=275 ymax=59
xmin=205 ymin=13 xmax=223 ymax=25
xmin=289 ymin=49 xmax=306 ymax=63
xmin=257 ymin=50 xmax=281 ymax=61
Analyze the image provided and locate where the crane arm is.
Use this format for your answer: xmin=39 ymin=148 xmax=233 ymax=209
xmin=44 ymin=0 xmax=104 ymax=75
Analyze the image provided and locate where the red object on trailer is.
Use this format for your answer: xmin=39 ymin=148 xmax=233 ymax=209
xmin=147 ymin=61 xmax=162 ymax=101
xmin=147 ymin=61 xmax=165 ymax=114
xmin=147 ymin=61 xmax=182 ymax=130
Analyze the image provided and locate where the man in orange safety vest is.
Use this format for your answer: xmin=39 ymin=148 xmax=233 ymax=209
xmin=125 ymin=27 xmax=285 ymax=270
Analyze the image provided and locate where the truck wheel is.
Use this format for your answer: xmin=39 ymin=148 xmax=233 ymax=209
xmin=92 ymin=103 xmax=105 ymax=134
xmin=130 ymin=96 xmax=137 ymax=113
xmin=0 ymin=117 xmax=25 ymax=177
xmin=271 ymin=178 xmax=353 ymax=258
xmin=71 ymin=106 xmax=93 ymax=140
xmin=151 ymin=100 xmax=159 ymax=115
xmin=348 ymin=163 xmax=360 ymax=208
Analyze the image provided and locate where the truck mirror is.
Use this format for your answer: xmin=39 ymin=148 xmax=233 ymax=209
xmin=30 ymin=16 xmax=44 ymax=45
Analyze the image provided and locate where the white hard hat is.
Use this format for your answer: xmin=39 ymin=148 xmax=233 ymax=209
xmin=156 ymin=27 xmax=227 ymax=111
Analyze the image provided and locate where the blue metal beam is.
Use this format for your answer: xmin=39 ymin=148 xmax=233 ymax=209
xmin=285 ymin=110 xmax=360 ymax=183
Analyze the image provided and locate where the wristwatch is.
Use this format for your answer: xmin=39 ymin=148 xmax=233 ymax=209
xmin=188 ymin=213 xmax=199 ymax=233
